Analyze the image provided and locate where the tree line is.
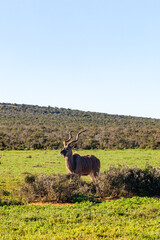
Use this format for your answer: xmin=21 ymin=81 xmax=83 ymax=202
xmin=0 ymin=103 xmax=160 ymax=150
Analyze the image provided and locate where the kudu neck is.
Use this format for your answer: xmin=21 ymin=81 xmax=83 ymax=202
xmin=64 ymin=150 xmax=74 ymax=172
xmin=65 ymin=150 xmax=73 ymax=161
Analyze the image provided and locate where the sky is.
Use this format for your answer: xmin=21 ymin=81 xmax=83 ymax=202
xmin=0 ymin=0 xmax=160 ymax=119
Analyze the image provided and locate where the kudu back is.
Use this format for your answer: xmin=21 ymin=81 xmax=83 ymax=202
xmin=60 ymin=130 xmax=100 ymax=183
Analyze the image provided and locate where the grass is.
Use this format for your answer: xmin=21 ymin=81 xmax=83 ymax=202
xmin=0 ymin=149 xmax=160 ymax=239
xmin=0 ymin=197 xmax=160 ymax=239
xmin=1 ymin=149 xmax=160 ymax=194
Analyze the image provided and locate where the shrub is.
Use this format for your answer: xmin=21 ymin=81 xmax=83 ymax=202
xmin=21 ymin=173 xmax=95 ymax=203
xmin=97 ymin=165 xmax=160 ymax=197
xmin=25 ymin=175 xmax=36 ymax=184
xmin=20 ymin=166 xmax=160 ymax=203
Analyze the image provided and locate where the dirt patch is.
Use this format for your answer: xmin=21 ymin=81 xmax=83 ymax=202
xmin=30 ymin=201 xmax=74 ymax=206
xmin=30 ymin=197 xmax=120 ymax=206
xmin=101 ymin=197 xmax=120 ymax=202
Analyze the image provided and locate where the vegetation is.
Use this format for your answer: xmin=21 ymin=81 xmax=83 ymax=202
xmin=1 ymin=102 xmax=160 ymax=239
xmin=0 ymin=149 xmax=160 ymax=204
xmin=0 ymin=149 xmax=160 ymax=199
xmin=1 ymin=103 xmax=160 ymax=150
xmin=20 ymin=165 xmax=160 ymax=204
xmin=0 ymin=197 xmax=160 ymax=239
xmin=97 ymin=165 xmax=160 ymax=198
xmin=21 ymin=173 xmax=98 ymax=203
xmin=0 ymin=149 xmax=160 ymax=239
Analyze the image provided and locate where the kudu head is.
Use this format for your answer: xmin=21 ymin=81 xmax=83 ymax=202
xmin=60 ymin=130 xmax=86 ymax=157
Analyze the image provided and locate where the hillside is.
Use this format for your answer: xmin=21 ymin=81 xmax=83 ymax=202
xmin=0 ymin=103 xmax=160 ymax=150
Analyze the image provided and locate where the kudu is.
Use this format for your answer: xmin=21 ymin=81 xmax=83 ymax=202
xmin=60 ymin=130 xmax=100 ymax=183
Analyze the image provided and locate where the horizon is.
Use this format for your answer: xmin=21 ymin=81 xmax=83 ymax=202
xmin=1 ymin=101 xmax=160 ymax=120
xmin=1 ymin=1 xmax=160 ymax=119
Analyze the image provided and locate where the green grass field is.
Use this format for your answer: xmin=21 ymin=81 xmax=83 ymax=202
xmin=1 ymin=149 xmax=160 ymax=192
xmin=0 ymin=149 xmax=160 ymax=239
xmin=0 ymin=197 xmax=160 ymax=239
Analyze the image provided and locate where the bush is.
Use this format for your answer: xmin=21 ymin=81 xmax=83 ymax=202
xmin=21 ymin=173 xmax=95 ymax=203
xmin=97 ymin=165 xmax=160 ymax=197
xmin=20 ymin=166 xmax=160 ymax=203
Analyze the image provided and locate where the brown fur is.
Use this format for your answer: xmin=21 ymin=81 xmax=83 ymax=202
xmin=61 ymin=148 xmax=100 ymax=183
xmin=60 ymin=130 xmax=100 ymax=183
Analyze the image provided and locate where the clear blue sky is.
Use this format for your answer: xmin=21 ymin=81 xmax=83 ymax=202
xmin=0 ymin=0 xmax=160 ymax=118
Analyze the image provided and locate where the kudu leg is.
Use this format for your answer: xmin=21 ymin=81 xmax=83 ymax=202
xmin=89 ymin=173 xmax=97 ymax=184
